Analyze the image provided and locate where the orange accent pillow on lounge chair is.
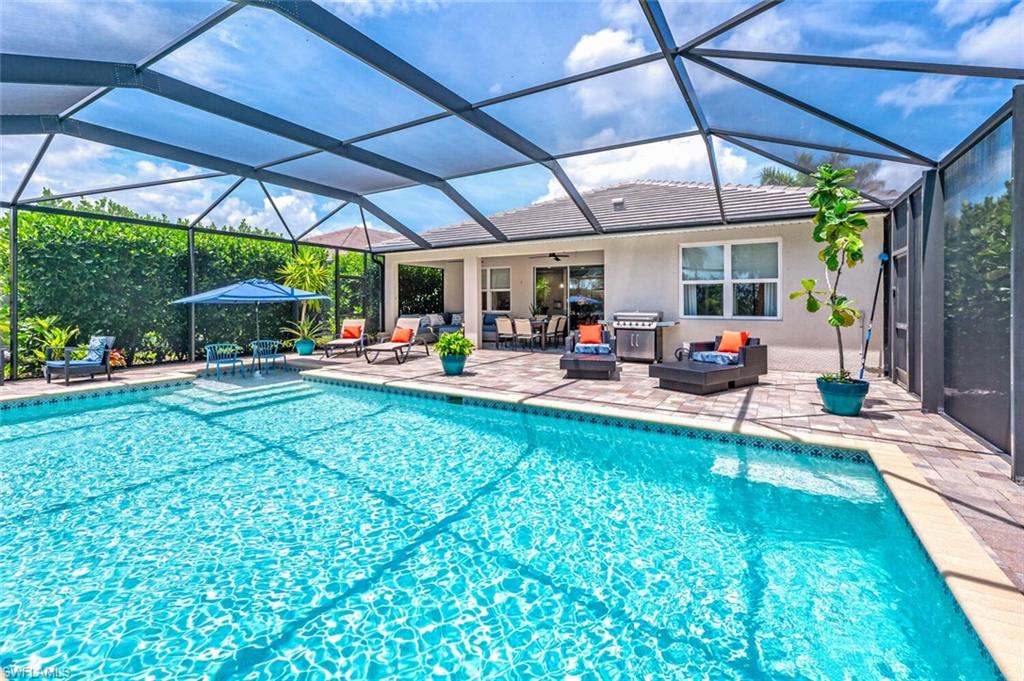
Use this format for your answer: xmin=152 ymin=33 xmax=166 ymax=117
xmin=578 ymin=324 xmax=602 ymax=345
xmin=717 ymin=331 xmax=749 ymax=353
xmin=391 ymin=327 xmax=414 ymax=343
xmin=342 ymin=324 xmax=363 ymax=339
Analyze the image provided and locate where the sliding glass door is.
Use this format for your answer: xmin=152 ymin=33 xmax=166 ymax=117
xmin=568 ymin=265 xmax=604 ymax=328
xmin=534 ymin=265 xmax=604 ymax=329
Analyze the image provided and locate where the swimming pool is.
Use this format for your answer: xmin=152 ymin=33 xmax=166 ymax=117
xmin=0 ymin=378 xmax=998 ymax=679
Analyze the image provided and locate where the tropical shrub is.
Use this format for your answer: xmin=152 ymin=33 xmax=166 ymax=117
xmin=0 ymin=195 xmax=377 ymax=378
xmin=398 ymin=264 xmax=443 ymax=314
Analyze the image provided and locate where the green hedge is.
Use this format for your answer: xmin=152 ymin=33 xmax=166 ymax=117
xmin=1 ymin=196 xmax=377 ymax=378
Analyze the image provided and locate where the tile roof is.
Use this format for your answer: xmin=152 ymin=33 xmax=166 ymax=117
xmin=307 ymin=225 xmax=400 ymax=251
xmin=367 ymin=180 xmax=887 ymax=252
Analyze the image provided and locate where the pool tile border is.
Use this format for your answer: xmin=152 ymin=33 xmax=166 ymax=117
xmin=302 ymin=373 xmax=868 ymax=463
xmin=302 ymin=368 xmax=1024 ymax=681
xmin=0 ymin=375 xmax=195 ymax=411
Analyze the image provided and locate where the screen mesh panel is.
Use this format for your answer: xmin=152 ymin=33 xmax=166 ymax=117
xmin=709 ymin=58 xmax=1019 ymax=160
xmin=75 ymin=89 xmax=313 ymax=167
xmin=339 ymin=0 xmax=660 ymax=102
xmin=484 ymin=61 xmax=697 ymax=156
xmin=154 ymin=6 xmax=444 ymax=141
xmin=0 ymin=83 xmax=96 ymax=116
xmin=270 ymin=152 xmax=414 ymax=196
xmin=355 ymin=116 xmax=527 ymax=179
xmin=0 ymin=0 xmax=227 ymax=63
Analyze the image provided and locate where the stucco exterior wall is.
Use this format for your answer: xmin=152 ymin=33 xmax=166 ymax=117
xmin=383 ymin=215 xmax=886 ymax=371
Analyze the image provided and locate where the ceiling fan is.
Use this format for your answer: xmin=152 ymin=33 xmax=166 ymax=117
xmin=530 ymin=252 xmax=572 ymax=262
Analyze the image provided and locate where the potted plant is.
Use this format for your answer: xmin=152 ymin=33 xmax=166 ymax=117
xmin=790 ymin=164 xmax=871 ymax=416
xmin=277 ymin=249 xmax=330 ymax=355
xmin=281 ymin=318 xmax=324 ymax=356
xmin=435 ymin=331 xmax=474 ymax=376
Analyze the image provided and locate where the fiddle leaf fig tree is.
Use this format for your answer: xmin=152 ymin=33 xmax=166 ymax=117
xmin=789 ymin=164 xmax=868 ymax=381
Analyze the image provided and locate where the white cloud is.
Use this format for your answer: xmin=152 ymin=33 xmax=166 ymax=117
xmin=535 ymin=137 xmax=747 ymax=202
xmin=956 ymin=2 xmax=1024 ymax=66
xmin=688 ymin=11 xmax=801 ymax=95
xmin=320 ymin=0 xmax=448 ymax=21
xmin=207 ymin=190 xmax=330 ymax=234
xmin=933 ymin=0 xmax=1013 ymax=26
xmin=566 ymin=31 xmax=675 ymax=117
xmin=876 ymin=75 xmax=963 ymax=117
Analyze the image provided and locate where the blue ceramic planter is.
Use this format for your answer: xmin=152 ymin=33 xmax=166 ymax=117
xmin=441 ymin=355 xmax=467 ymax=376
xmin=295 ymin=339 xmax=316 ymax=356
xmin=817 ymin=377 xmax=870 ymax=416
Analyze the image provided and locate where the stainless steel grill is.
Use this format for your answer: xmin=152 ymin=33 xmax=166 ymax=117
xmin=610 ymin=311 xmax=675 ymax=362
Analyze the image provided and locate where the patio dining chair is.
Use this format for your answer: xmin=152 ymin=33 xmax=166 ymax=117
xmin=513 ymin=318 xmax=542 ymax=351
xmin=544 ymin=316 xmax=564 ymax=347
xmin=204 ymin=343 xmax=244 ymax=378
xmin=250 ymin=339 xmax=286 ymax=373
xmin=495 ymin=316 xmax=515 ymax=349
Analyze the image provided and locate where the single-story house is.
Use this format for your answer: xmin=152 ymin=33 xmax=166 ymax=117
xmin=334 ymin=180 xmax=889 ymax=373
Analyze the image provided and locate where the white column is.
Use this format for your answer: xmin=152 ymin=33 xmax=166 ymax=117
xmin=383 ymin=256 xmax=399 ymax=332
xmin=462 ymin=255 xmax=482 ymax=346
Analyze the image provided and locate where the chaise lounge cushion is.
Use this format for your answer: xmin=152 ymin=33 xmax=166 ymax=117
xmin=342 ymin=324 xmax=363 ymax=339
xmin=45 ymin=359 xmax=101 ymax=367
xmin=691 ymin=350 xmax=739 ymax=365
xmin=574 ymin=343 xmax=613 ymax=355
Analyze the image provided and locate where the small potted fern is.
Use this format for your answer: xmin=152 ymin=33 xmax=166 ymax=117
xmin=790 ymin=164 xmax=871 ymax=416
xmin=435 ymin=331 xmax=474 ymax=376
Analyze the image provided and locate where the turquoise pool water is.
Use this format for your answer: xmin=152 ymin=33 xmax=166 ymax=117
xmin=0 ymin=379 xmax=998 ymax=680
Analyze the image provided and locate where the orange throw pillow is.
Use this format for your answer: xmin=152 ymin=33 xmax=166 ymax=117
xmin=578 ymin=324 xmax=602 ymax=344
xmin=342 ymin=324 xmax=362 ymax=339
xmin=716 ymin=330 xmax=749 ymax=353
xmin=391 ymin=327 xmax=414 ymax=343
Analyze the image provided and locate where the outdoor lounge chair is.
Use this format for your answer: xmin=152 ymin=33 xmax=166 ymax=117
xmin=560 ymin=327 xmax=618 ymax=380
xmin=649 ymin=334 xmax=768 ymax=395
xmin=44 ymin=335 xmax=115 ymax=385
xmin=250 ymin=339 xmax=286 ymax=373
xmin=364 ymin=316 xmax=429 ymax=364
xmin=204 ymin=343 xmax=244 ymax=378
xmin=323 ymin=318 xmax=368 ymax=358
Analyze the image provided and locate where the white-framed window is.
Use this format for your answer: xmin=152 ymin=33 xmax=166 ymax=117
xmin=680 ymin=239 xmax=781 ymax=319
xmin=481 ymin=266 xmax=511 ymax=312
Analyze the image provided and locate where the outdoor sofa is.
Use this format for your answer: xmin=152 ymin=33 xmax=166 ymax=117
xmin=44 ymin=335 xmax=116 ymax=385
xmin=560 ymin=327 xmax=618 ymax=380
xmin=405 ymin=313 xmax=463 ymax=344
xmin=649 ymin=334 xmax=767 ymax=395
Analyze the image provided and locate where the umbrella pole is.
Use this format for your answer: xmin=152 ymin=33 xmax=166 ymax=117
xmin=255 ymin=302 xmax=260 ymax=340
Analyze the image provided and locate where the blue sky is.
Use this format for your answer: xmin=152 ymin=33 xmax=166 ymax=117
xmin=2 ymin=0 xmax=1021 ymax=234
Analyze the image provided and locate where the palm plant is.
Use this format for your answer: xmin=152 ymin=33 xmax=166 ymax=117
xmin=277 ymin=249 xmax=331 ymax=323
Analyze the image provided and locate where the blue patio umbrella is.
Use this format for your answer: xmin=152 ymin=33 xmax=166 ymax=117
xmin=568 ymin=293 xmax=601 ymax=306
xmin=172 ymin=278 xmax=329 ymax=339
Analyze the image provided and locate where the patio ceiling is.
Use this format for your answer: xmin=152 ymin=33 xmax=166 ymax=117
xmin=1 ymin=0 xmax=1021 ymax=252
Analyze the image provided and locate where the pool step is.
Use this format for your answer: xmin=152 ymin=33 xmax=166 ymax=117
xmin=155 ymin=382 xmax=321 ymax=416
